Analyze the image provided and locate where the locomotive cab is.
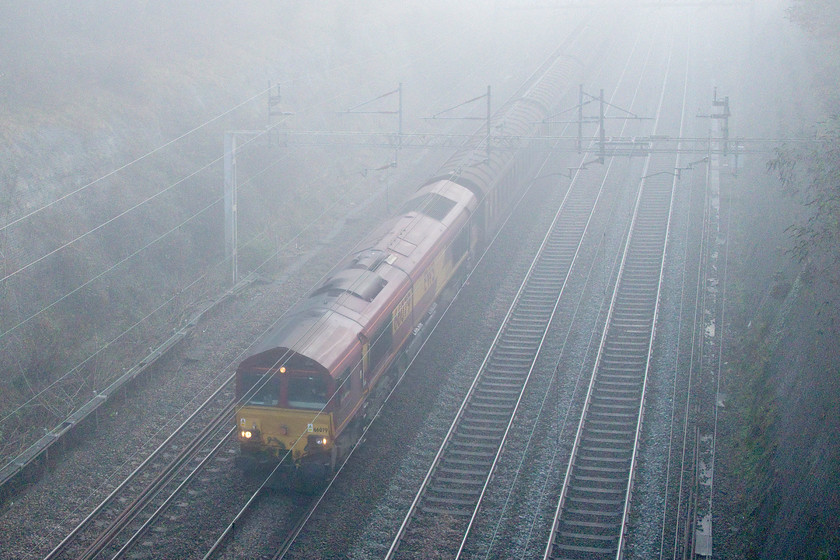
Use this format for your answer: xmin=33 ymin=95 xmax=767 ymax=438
xmin=234 ymin=348 xmax=336 ymax=479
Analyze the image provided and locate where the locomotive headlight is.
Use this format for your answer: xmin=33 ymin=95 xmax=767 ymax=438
xmin=307 ymin=435 xmax=329 ymax=447
xmin=241 ymin=430 xmax=252 ymax=439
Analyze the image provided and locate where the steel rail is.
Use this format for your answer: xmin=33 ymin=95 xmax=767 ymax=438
xmin=543 ymin=24 xmax=687 ymax=560
xmin=383 ymin=13 xmax=664 ymax=559
xmin=677 ymin=77 xmax=732 ymax=560
xmin=658 ymin=99 xmax=711 ymax=560
xmin=43 ymin=380 xmax=236 ymax=560
xmin=661 ymin=107 xmax=713 ymax=560
xmin=383 ymin=68 xmax=640 ymax=557
xmin=214 ymin=148 xmax=577 ymax=560
xmin=73 ymin=422 xmax=235 ymax=560
xmin=450 ymin=154 xmax=618 ymax=560
xmin=199 ymin=18 xmax=602 ymax=560
xmin=473 ymin=16 xmax=662 ymax=557
xmin=384 ymin=165 xmax=597 ymax=559
xmin=614 ymin=36 xmax=688 ymax=558
xmin=109 ymin=426 xmax=237 ymax=559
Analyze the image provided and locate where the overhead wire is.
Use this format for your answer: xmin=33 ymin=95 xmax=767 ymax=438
xmin=224 ymin=26 xmax=609 ymax=560
xmin=1 ymin=7 xmax=485 ymax=288
xmin=0 ymin=26 xmax=441 ymax=434
xmin=0 ymin=87 xmax=271 ymax=235
xmin=0 ymin=126 xmax=274 ymax=341
xmin=0 ymin=33 xmax=454 ymax=343
xmin=0 ymin=155 xmax=355 ymax=428
xmin=201 ymin=5 xmax=594 ymax=477
xmin=16 ymin=8 xmax=540 ymax=552
xmin=1 ymin=52 xmax=454 ymax=428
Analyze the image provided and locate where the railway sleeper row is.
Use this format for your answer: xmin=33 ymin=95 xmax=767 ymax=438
xmin=390 ymin=164 xmax=611 ymax=559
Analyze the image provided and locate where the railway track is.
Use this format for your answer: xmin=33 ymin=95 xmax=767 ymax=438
xmin=370 ymin=18 xmax=681 ymax=560
xmin=382 ymin=149 xmax=619 ymax=559
xmin=380 ymin=17 xmax=669 ymax=559
xmin=543 ymin=36 xmax=689 ymax=559
xmin=43 ymin=381 xmax=243 ymax=560
xmin=545 ymin=171 xmax=674 ymax=560
xmin=30 ymin=15 xmax=718 ymax=560
xmin=21 ymin=17 xmax=605 ymax=560
xmin=659 ymin=89 xmax=728 ymax=560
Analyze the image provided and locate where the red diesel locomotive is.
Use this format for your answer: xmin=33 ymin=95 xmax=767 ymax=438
xmin=234 ymin=180 xmax=478 ymax=484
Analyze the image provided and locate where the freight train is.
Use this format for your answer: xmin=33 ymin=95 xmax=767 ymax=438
xmin=233 ymin=45 xmax=581 ymax=489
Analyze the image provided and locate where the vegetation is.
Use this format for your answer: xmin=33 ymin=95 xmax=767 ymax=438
xmin=0 ymin=2 xmax=337 ymax=463
xmin=769 ymin=118 xmax=840 ymax=276
xmin=770 ymin=1 xmax=840 ymax=276
xmin=721 ymin=3 xmax=840 ymax=557
xmin=0 ymin=0 xmax=532 ymax=466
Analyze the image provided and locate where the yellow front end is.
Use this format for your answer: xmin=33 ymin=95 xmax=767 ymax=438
xmin=237 ymin=405 xmax=333 ymax=465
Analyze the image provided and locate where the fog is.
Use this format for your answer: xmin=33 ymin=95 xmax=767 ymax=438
xmin=0 ymin=0 xmax=807 ymax=436
xmin=0 ymin=1 xmax=563 ymax=115
xmin=0 ymin=0 xmax=584 ymax=458
xmin=0 ymin=0 xmax=801 ymax=451
xmin=2 ymin=0 xmax=837 ymax=557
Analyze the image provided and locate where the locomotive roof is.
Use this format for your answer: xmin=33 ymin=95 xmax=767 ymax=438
xmin=243 ymin=180 xmax=476 ymax=375
xmin=248 ymin=303 xmax=362 ymax=373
